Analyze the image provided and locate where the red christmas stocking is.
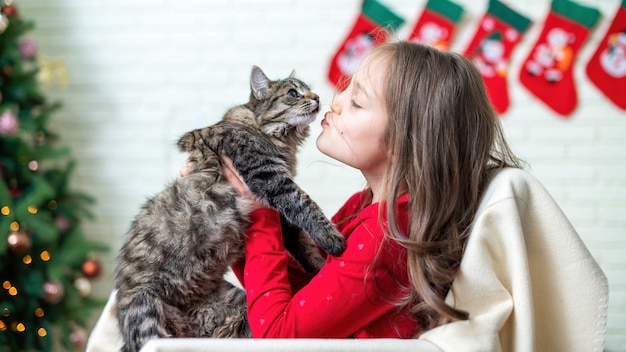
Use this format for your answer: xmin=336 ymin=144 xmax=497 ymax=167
xmin=327 ymin=0 xmax=404 ymax=91
xmin=519 ymin=0 xmax=600 ymax=117
xmin=407 ymin=0 xmax=464 ymax=51
xmin=585 ymin=0 xmax=626 ymax=110
xmin=463 ymin=0 xmax=531 ymax=115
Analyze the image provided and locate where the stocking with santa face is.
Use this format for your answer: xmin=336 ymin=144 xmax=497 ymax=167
xmin=586 ymin=0 xmax=626 ymax=110
xmin=327 ymin=0 xmax=404 ymax=91
xmin=463 ymin=0 xmax=531 ymax=115
xmin=408 ymin=0 xmax=464 ymax=51
xmin=519 ymin=0 xmax=600 ymax=117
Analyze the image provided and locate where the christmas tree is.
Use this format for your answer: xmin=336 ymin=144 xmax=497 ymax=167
xmin=0 ymin=3 xmax=107 ymax=351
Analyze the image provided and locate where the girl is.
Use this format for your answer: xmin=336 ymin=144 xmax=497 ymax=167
xmin=88 ymin=40 xmax=606 ymax=351
xmin=220 ymin=40 xmax=521 ymax=338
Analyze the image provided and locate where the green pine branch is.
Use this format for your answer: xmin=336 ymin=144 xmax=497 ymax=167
xmin=1 ymin=5 xmax=108 ymax=351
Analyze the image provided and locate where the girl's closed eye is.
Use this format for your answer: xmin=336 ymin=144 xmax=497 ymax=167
xmin=351 ymin=99 xmax=362 ymax=109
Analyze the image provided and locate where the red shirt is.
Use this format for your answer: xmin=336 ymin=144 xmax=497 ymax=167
xmin=232 ymin=190 xmax=418 ymax=338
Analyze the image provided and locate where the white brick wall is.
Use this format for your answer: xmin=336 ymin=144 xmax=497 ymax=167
xmin=17 ymin=0 xmax=626 ymax=350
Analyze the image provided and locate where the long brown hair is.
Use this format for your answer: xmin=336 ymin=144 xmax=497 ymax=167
xmin=372 ymin=42 xmax=522 ymax=333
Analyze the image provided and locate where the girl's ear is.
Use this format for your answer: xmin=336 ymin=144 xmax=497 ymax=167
xmin=250 ymin=66 xmax=271 ymax=99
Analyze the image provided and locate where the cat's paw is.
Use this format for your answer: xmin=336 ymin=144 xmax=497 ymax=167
xmin=178 ymin=132 xmax=195 ymax=152
xmin=319 ymin=231 xmax=346 ymax=256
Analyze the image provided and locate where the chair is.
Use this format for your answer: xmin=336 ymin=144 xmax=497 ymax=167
xmin=88 ymin=168 xmax=608 ymax=352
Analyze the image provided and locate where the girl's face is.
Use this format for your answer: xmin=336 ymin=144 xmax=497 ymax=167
xmin=317 ymin=55 xmax=389 ymax=178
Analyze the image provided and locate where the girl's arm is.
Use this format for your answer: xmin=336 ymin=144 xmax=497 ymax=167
xmin=241 ymin=207 xmax=413 ymax=338
xmin=222 ymin=156 xmax=414 ymax=337
xmin=229 ymin=215 xmax=313 ymax=294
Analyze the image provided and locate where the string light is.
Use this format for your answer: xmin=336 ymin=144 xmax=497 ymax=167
xmin=40 ymin=251 xmax=50 ymax=261
xmin=10 ymin=221 xmax=19 ymax=231
xmin=48 ymin=200 xmax=57 ymax=210
xmin=10 ymin=322 xmax=26 ymax=332
xmin=0 ymin=320 xmax=5 ymax=331
xmin=23 ymin=255 xmax=32 ymax=264
xmin=35 ymin=308 xmax=44 ymax=317
xmin=27 ymin=205 xmax=37 ymax=214
xmin=1 ymin=206 xmax=9 ymax=215
xmin=3 ymin=281 xmax=17 ymax=296
xmin=38 ymin=327 xmax=47 ymax=337
xmin=2 ymin=308 xmax=9 ymax=316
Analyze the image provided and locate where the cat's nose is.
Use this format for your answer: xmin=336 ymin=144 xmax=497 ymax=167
xmin=309 ymin=94 xmax=320 ymax=109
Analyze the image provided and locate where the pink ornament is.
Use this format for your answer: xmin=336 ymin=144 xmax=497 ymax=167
xmin=70 ymin=326 xmax=88 ymax=349
xmin=18 ymin=37 xmax=37 ymax=59
xmin=7 ymin=231 xmax=31 ymax=255
xmin=42 ymin=280 xmax=65 ymax=304
xmin=55 ymin=215 xmax=70 ymax=233
xmin=0 ymin=110 xmax=18 ymax=136
xmin=0 ymin=14 xmax=8 ymax=34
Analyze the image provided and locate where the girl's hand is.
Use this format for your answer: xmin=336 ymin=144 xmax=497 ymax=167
xmin=179 ymin=156 xmax=266 ymax=211
xmin=220 ymin=155 xmax=249 ymax=196
xmin=220 ymin=154 xmax=266 ymax=211
xmin=179 ymin=159 xmax=194 ymax=178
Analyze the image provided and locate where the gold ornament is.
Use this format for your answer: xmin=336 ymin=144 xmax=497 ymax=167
xmin=73 ymin=277 xmax=91 ymax=297
xmin=37 ymin=57 xmax=69 ymax=87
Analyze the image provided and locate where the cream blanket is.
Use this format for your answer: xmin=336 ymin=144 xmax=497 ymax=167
xmin=87 ymin=168 xmax=608 ymax=352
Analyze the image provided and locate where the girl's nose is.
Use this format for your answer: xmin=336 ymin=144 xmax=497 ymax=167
xmin=330 ymin=94 xmax=342 ymax=115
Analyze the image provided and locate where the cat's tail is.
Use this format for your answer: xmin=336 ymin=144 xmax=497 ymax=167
xmin=117 ymin=290 xmax=169 ymax=352
xmin=190 ymin=280 xmax=251 ymax=338
xmin=212 ymin=283 xmax=251 ymax=338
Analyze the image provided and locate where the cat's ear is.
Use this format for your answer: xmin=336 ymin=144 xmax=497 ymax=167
xmin=288 ymin=69 xmax=296 ymax=78
xmin=250 ymin=66 xmax=271 ymax=100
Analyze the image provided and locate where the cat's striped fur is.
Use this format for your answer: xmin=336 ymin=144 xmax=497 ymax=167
xmin=114 ymin=66 xmax=345 ymax=352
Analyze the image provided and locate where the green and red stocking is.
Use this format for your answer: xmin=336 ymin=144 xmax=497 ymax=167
xmin=327 ymin=0 xmax=404 ymax=91
xmin=585 ymin=0 xmax=626 ymax=110
xmin=463 ymin=0 xmax=531 ymax=114
xmin=407 ymin=0 xmax=464 ymax=51
xmin=519 ymin=0 xmax=600 ymax=117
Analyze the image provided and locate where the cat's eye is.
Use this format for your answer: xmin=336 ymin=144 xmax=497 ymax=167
xmin=288 ymin=89 xmax=302 ymax=98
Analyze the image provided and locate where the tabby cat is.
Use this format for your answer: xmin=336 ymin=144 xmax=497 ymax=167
xmin=114 ymin=66 xmax=345 ymax=352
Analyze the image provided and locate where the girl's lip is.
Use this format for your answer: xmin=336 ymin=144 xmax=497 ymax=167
xmin=321 ymin=112 xmax=331 ymax=126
